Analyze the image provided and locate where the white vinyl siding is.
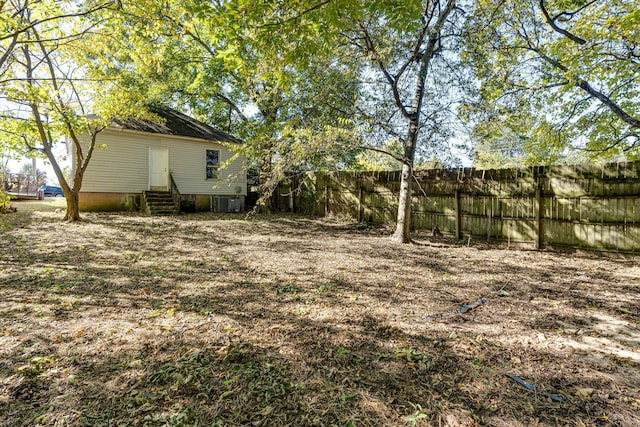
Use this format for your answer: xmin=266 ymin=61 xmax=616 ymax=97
xmin=79 ymin=129 xmax=246 ymax=196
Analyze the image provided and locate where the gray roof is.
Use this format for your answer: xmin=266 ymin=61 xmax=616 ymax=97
xmin=113 ymin=106 xmax=242 ymax=144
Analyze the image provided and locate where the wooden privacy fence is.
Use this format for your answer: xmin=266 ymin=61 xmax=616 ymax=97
xmin=279 ymin=161 xmax=640 ymax=252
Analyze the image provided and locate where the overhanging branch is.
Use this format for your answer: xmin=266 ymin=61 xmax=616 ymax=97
xmin=360 ymin=145 xmax=409 ymax=165
xmin=538 ymin=0 xmax=586 ymax=45
xmin=530 ymin=47 xmax=640 ymax=129
xmin=258 ymin=0 xmax=332 ymax=28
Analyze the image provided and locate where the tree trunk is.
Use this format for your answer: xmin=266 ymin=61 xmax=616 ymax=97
xmin=391 ymin=162 xmax=413 ymax=242
xmin=259 ymin=151 xmax=274 ymax=214
xmin=391 ymin=120 xmax=419 ymax=243
xmin=44 ymin=142 xmax=83 ymax=222
xmin=255 ymin=101 xmax=280 ymax=214
xmin=388 ymin=0 xmax=456 ymax=244
xmin=63 ymin=190 xmax=81 ymax=221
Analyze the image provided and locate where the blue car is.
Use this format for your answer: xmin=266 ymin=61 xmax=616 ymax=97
xmin=41 ymin=185 xmax=64 ymax=197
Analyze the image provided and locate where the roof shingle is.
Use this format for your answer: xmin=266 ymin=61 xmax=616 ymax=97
xmin=113 ymin=106 xmax=242 ymax=144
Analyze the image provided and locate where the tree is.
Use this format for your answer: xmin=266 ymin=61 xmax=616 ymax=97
xmin=315 ymin=0 xmax=464 ymax=242
xmin=377 ymin=0 xmax=456 ymax=242
xmin=84 ymin=0 xmax=361 ymax=212
xmin=222 ymin=0 xmax=468 ymax=239
xmin=467 ymin=0 xmax=640 ymax=161
xmin=1 ymin=1 xmax=116 ymax=81
xmin=222 ymin=0 xmax=468 ymax=243
xmin=236 ymin=0 xmax=472 ymax=241
xmin=0 ymin=0 xmax=136 ymax=221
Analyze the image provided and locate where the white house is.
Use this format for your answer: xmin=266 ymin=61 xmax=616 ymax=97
xmin=74 ymin=107 xmax=247 ymax=213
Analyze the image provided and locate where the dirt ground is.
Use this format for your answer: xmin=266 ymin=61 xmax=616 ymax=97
xmin=1 ymin=200 xmax=639 ymax=426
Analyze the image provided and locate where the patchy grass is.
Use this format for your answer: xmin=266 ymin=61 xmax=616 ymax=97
xmin=1 ymin=202 xmax=639 ymax=426
xmin=7 ymin=197 xmax=66 ymax=212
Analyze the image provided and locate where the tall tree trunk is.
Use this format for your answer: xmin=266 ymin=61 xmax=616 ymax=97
xmin=259 ymin=148 xmax=274 ymax=214
xmin=48 ymin=150 xmax=82 ymax=222
xmin=62 ymin=166 xmax=83 ymax=222
xmin=393 ymin=163 xmax=414 ymax=243
xmin=390 ymin=0 xmax=456 ymax=244
xmin=42 ymin=139 xmax=82 ymax=222
xmin=391 ymin=121 xmax=418 ymax=243
xmin=390 ymin=59 xmax=430 ymax=243
xmin=256 ymin=101 xmax=280 ymax=214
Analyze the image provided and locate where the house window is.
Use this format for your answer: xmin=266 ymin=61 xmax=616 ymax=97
xmin=206 ymin=149 xmax=219 ymax=179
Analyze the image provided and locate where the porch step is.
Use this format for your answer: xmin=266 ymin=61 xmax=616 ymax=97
xmin=143 ymin=191 xmax=179 ymax=216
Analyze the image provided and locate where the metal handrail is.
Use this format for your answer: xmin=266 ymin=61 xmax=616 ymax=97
xmin=169 ymin=171 xmax=181 ymax=211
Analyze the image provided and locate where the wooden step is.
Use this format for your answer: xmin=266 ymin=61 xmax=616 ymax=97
xmin=144 ymin=191 xmax=179 ymax=216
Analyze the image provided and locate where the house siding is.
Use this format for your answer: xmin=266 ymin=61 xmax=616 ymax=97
xmin=79 ymin=128 xmax=247 ymax=197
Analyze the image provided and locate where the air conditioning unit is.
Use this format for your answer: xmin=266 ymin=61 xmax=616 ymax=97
xmin=218 ymin=197 xmax=241 ymax=213
xmin=228 ymin=198 xmax=241 ymax=213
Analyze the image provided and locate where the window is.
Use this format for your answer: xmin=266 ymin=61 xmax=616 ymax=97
xmin=206 ymin=149 xmax=219 ymax=179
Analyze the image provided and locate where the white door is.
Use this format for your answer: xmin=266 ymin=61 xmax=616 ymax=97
xmin=149 ymin=147 xmax=169 ymax=190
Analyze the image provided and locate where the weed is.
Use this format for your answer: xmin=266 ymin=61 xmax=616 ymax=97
xmin=17 ymin=355 xmax=56 ymax=378
xmin=404 ymin=402 xmax=429 ymax=426
xmin=276 ymin=284 xmax=299 ymax=294
xmin=340 ymin=393 xmax=356 ymax=403
xmin=336 ymin=347 xmax=350 ymax=358
xmin=316 ymin=284 xmax=337 ymax=293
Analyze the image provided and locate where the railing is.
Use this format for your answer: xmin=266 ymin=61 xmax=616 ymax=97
xmin=169 ymin=171 xmax=181 ymax=212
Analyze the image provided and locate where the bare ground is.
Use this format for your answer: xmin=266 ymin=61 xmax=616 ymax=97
xmin=1 ymin=200 xmax=639 ymax=426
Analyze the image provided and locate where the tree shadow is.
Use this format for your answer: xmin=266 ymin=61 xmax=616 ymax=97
xmin=1 ymin=212 xmax=638 ymax=426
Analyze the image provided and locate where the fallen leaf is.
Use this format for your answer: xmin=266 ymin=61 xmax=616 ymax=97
xmin=256 ymin=406 xmax=273 ymax=417
xmin=576 ymin=387 xmax=594 ymax=399
xmin=219 ymin=390 xmax=235 ymax=400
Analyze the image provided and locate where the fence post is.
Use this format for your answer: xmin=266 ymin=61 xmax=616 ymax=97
xmin=324 ymin=178 xmax=330 ymax=217
xmin=487 ymin=196 xmax=492 ymax=241
xmin=358 ymin=175 xmax=364 ymax=223
xmin=455 ymin=189 xmax=462 ymax=239
xmin=535 ymin=186 xmax=543 ymax=250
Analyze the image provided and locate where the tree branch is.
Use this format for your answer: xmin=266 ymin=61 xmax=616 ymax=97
xmin=214 ymin=93 xmax=248 ymax=122
xmin=358 ymin=22 xmax=410 ymax=119
xmin=360 ymin=145 xmax=409 ymax=165
xmin=551 ymin=0 xmax=598 ymax=22
xmin=0 ymin=1 xmax=117 ymax=42
xmin=529 ymin=46 xmax=640 ymax=129
xmin=0 ymin=34 xmax=19 ymax=71
xmin=258 ymin=0 xmax=332 ymax=28
xmin=538 ymin=0 xmax=586 ymax=45
xmin=576 ymin=79 xmax=640 ymax=128
xmin=409 ymin=0 xmax=457 ymax=122
xmin=393 ymin=20 xmax=430 ymax=80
